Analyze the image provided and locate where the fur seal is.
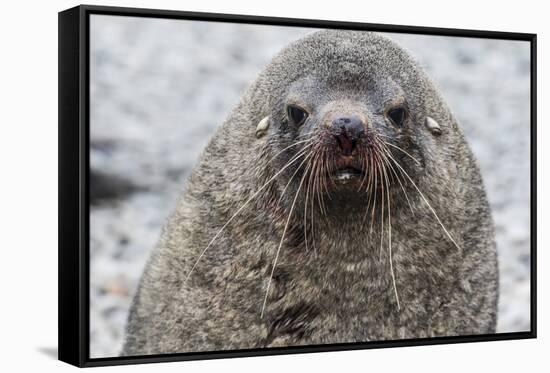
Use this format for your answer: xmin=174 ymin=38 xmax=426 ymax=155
xmin=121 ymin=30 xmax=498 ymax=355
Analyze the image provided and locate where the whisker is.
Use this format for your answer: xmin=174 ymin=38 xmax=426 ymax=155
xmin=382 ymin=148 xmax=462 ymax=252
xmin=312 ymin=151 xmax=327 ymax=217
xmin=266 ymin=139 xmax=312 ymax=165
xmin=276 ymin=147 xmax=315 ymax=206
xmin=295 ymin=130 xmax=317 ymax=139
xmin=320 ymin=149 xmax=332 ymax=200
xmin=183 ymin=145 xmax=311 ymax=283
xmin=379 ymin=148 xmax=415 ymax=214
xmin=303 ymin=163 xmax=311 ymax=253
xmin=377 ymin=153 xmax=385 ymax=262
xmin=364 ymin=153 xmax=378 ymax=232
xmin=361 ymin=154 xmax=375 ymax=227
xmin=380 ymin=149 xmax=401 ymax=310
xmin=261 ymin=154 xmax=311 ymax=317
xmin=382 ymin=141 xmax=421 ymax=166
xmin=357 ymin=151 xmax=369 ymax=192
xmin=319 ymin=149 xmax=331 ymax=209
xmin=307 ymin=161 xmax=318 ymax=257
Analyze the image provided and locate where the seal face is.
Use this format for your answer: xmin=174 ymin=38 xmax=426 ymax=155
xmin=270 ymin=72 xmax=416 ymax=199
xmin=122 ymin=30 xmax=498 ymax=356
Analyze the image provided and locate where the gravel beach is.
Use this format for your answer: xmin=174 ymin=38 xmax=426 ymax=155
xmin=89 ymin=15 xmax=531 ymax=358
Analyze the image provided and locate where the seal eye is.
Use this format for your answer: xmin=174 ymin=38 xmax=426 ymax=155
xmin=387 ymin=106 xmax=408 ymax=127
xmin=287 ymin=105 xmax=309 ymax=126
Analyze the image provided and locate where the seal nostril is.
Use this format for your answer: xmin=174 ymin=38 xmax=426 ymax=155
xmin=335 ymin=132 xmax=356 ymax=155
xmin=331 ymin=114 xmax=365 ymax=154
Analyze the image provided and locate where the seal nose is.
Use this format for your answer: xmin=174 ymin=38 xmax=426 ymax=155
xmin=331 ymin=115 xmax=365 ymax=155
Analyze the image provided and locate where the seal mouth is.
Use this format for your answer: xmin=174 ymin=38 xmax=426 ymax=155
xmin=330 ymin=156 xmax=365 ymax=183
xmin=333 ymin=167 xmax=364 ymax=181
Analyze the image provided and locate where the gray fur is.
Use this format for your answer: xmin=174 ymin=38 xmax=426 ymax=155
xmin=121 ymin=30 xmax=498 ymax=355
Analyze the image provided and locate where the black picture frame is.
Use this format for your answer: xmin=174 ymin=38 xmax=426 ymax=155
xmin=58 ymin=4 xmax=537 ymax=368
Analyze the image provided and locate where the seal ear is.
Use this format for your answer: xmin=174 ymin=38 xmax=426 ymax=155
xmin=425 ymin=116 xmax=442 ymax=136
xmin=255 ymin=116 xmax=270 ymax=138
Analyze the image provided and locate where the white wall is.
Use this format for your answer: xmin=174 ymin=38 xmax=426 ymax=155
xmin=0 ymin=0 xmax=545 ymax=371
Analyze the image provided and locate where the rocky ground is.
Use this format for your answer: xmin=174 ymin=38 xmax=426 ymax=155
xmin=89 ymin=15 xmax=531 ymax=358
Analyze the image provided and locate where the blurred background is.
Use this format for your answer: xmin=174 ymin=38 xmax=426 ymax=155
xmin=89 ymin=15 xmax=531 ymax=358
